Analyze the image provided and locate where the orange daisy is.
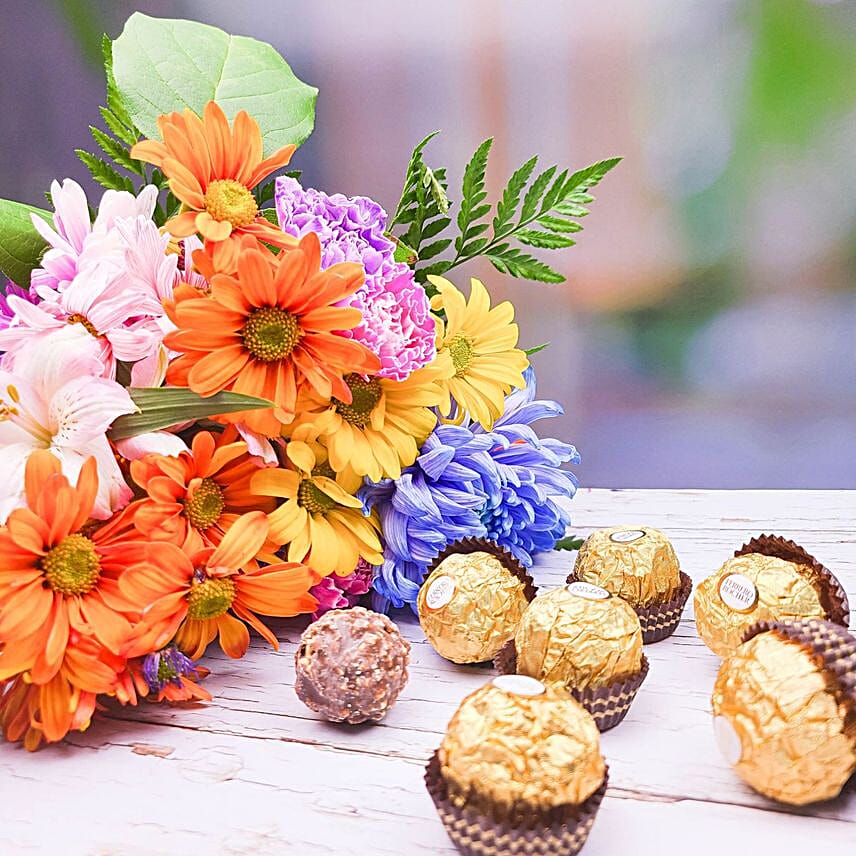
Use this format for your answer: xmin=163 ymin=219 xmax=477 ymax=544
xmin=120 ymin=512 xmax=317 ymax=660
xmin=130 ymin=428 xmax=277 ymax=557
xmin=163 ymin=233 xmax=381 ymax=435
xmin=130 ymin=101 xmax=297 ymax=249
xmin=0 ymin=451 xmax=144 ymax=686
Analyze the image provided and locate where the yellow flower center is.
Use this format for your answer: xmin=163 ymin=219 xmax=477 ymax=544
xmin=203 ymin=179 xmax=259 ymax=228
xmin=186 ymin=574 xmax=237 ymax=620
xmin=242 ymin=307 xmax=302 ymax=362
xmin=447 ymin=333 xmax=474 ymax=377
xmin=66 ymin=313 xmax=100 ymax=337
xmin=183 ymin=478 xmax=225 ymax=529
xmin=297 ymin=478 xmax=337 ymax=514
xmin=40 ymin=534 xmax=101 ymax=596
xmin=334 ymin=374 xmax=382 ymax=427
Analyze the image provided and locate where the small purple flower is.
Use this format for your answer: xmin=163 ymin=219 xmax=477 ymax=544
xmin=0 ymin=281 xmax=38 ymax=332
xmin=142 ymin=646 xmax=201 ymax=693
xmin=309 ymin=558 xmax=374 ymax=620
xmin=275 ymin=177 xmax=435 ymax=380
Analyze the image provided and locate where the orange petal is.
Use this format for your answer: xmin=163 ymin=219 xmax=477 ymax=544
xmin=196 ymin=211 xmax=232 ymax=242
xmin=187 ymin=345 xmax=249 ymax=396
xmin=216 ymin=612 xmax=250 ymax=658
xmin=24 ymin=450 xmax=62 ymax=509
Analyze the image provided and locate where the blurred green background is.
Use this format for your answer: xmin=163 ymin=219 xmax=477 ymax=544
xmin=3 ymin=0 xmax=855 ymax=487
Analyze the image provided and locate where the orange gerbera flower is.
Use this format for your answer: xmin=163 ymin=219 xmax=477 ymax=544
xmin=130 ymin=428 xmax=277 ymax=557
xmin=163 ymin=233 xmax=381 ymax=435
xmin=130 ymin=101 xmax=297 ymax=249
xmin=0 ymin=452 xmax=143 ymax=686
xmin=121 ymin=512 xmax=317 ymax=660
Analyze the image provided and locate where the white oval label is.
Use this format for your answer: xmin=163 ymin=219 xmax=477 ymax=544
xmin=718 ymin=573 xmax=758 ymax=613
xmin=610 ymin=529 xmax=646 ymax=544
xmin=425 ymin=575 xmax=456 ymax=609
xmin=492 ymin=675 xmax=546 ymax=697
xmin=567 ymin=581 xmax=610 ymax=601
xmin=713 ymin=715 xmax=743 ymax=766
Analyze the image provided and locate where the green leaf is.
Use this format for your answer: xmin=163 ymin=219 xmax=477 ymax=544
xmin=0 ymin=199 xmax=51 ymax=286
xmin=102 ymin=34 xmax=135 ymax=132
xmin=516 ymin=229 xmax=576 ymax=249
xmin=524 ymin=342 xmax=551 ymax=356
xmin=75 ymin=150 xmax=135 ymax=192
xmin=418 ymin=238 xmax=452 ymax=261
xmin=493 ymin=155 xmax=537 ymax=238
xmin=554 ymin=535 xmax=584 ymax=551
xmin=562 ymin=157 xmax=622 ymax=196
xmin=519 ymin=165 xmax=557 ymax=223
xmin=486 ymin=247 xmax=564 ymax=283
xmin=456 ymin=138 xmax=493 ymax=249
xmin=112 ymin=13 xmax=318 ymax=155
xmin=109 ymin=388 xmax=273 ymax=440
xmin=89 ymin=126 xmax=142 ymax=175
xmin=99 ymin=106 xmax=138 ymax=147
xmin=537 ymin=215 xmax=583 ymax=233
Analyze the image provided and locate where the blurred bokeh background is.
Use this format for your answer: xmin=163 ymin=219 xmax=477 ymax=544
xmin=3 ymin=0 xmax=855 ymax=487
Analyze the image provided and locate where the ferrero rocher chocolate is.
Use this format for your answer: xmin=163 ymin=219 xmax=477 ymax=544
xmin=294 ymin=607 xmax=410 ymax=724
xmin=573 ymin=526 xmax=681 ymax=607
xmin=439 ymin=677 xmax=606 ymax=811
xmin=711 ymin=619 xmax=856 ymax=805
xmin=514 ymin=584 xmax=643 ymax=690
xmin=696 ymin=554 xmax=827 ymax=658
xmin=418 ymin=549 xmax=532 ymax=664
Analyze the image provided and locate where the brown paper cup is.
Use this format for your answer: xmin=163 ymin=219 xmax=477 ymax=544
xmin=426 ymin=537 xmax=539 ymax=603
xmin=425 ymin=752 xmax=607 ymax=856
xmin=735 ymin=535 xmax=850 ymax=628
xmin=494 ymin=641 xmax=649 ymax=732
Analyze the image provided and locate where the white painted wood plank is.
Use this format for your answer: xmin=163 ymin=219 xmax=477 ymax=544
xmin=1 ymin=489 xmax=855 ymax=854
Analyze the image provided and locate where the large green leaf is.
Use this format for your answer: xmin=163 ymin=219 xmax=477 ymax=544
xmin=0 ymin=200 xmax=51 ymax=287
xmin=111 ymin=13 xmax=318 ymax=155
xmin=109 ymin=387 xmax=273 ymax=440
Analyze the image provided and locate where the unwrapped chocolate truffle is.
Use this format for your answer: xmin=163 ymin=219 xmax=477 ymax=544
xmin=294 ymin=607 xmax=410 ymax=724
xmin=712 ymin=618 xmax=856 ymax=805
xmin=570 ymin=526 xmax=691 ymax=643
xmin=418 ymin=539 xmax=535 ymax=664
xmin=514 ymin=584 xmax=643 ymax=690
xmin=426 ymin=676 xmax=608 ymax=855
xmin=695 ymin=535 xmax=849 ymax=658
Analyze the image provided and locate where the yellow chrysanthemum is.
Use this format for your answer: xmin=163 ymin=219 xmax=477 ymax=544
xmin=282 ymin=363 xmax=450 ymax=482
xmin=250 ymin=444 xmax=383 ymax=576
xmin=428 ymin=275 xmax=529 ymax=429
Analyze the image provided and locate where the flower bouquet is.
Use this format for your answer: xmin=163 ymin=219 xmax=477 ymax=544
xmin=0 ymin=13 xmax=617 ymax=750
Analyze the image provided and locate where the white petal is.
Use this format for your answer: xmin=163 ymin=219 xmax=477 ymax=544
xmin=48 ymin=375 xmax=136 ymax=446
xmin=115 ymin=431 xmax=188 ymax=461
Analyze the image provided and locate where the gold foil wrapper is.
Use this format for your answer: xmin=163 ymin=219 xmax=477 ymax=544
xmin=712 ymin=631 xmax=856 ymax=805
xmin=439 ymin=679 xmax=606 ymax=811
xmin=514 ymin=586 xmax=643 ymax=690
xmin=417 ymin=551 xmax=530 ymax=664
xmin=695 ymin=554 xmax=826 ymax=657
xmin=573 ymin=526 xmax=681 ymax=607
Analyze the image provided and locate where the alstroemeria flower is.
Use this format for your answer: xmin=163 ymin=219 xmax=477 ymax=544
xmin=0 ymin=326 xmax=135 ymax=521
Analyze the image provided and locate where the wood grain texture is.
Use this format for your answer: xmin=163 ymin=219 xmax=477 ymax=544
xmin=1 ymin=489 xmax=854 ymax=855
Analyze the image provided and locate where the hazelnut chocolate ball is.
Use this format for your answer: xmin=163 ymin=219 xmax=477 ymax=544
xmin=294 ymin=607 xmax=410 ymax=724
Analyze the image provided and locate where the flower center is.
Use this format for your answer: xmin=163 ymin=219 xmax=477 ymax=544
xmin=242 ymin=307 xmax=302 ymax=362
xmin=183 ymin=478 xmax=225 ymax=529
xmin=297 ymin=479 xmax=337 ymax=514
xmin=333 ymin=374 xmax=382 ymax=427
xmin=203 ymin=179 xmax=259 ymax=228
xmin=40 ymin=534 xmax=101 ymax=596
xmin=447 ymin=334 xmax=474 ymax=377
xmin=143 ymin=645 xmax=197 ymax=692
xmin=66 ymin=313 xmax=99 ymax=337
xmin=186 ymin=574 xmax=236 ymax=621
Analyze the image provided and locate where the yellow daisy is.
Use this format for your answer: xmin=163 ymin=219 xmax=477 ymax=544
xmin=428 ymin=275 xmax=529 ymax=429
xmin=283 ymin=363 xmax=450 ymax=482
xmin=250 ymin=446 xmax=383 ymax=576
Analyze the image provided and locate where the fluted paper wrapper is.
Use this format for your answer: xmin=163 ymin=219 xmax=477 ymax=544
xmin=495 ymin=640 xmax=649 ymax=732
xmin=418 ymin=539 xmax=537 ymax=664
xmin=736 ymin=535 xmax=850 ymax=628
xmin=425 ymin=753 xmax=607 ymax=856
xmin=566 ymin=570 xmax=692 ymax=644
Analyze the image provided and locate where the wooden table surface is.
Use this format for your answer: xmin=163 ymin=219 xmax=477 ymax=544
xmin=1 ymin=489 xmax=854 ymax=855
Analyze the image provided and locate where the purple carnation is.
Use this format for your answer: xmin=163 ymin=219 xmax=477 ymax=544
xmin=309 ymin=559 xmax=374 ymax=620
xmin=275 ymin=177 xmax=435 ymax=381
xmin=0 ymin=281 xmax=38 ymax=331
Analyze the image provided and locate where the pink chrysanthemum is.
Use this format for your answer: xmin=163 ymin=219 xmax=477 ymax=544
xmin=309 ymin=559 xmax=374 ymax=620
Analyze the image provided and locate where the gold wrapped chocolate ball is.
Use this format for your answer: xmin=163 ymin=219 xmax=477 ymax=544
xmin=425 ymin=676 xmax=608 ymax=855
xmin=570 ymin=526 xmax=691 ymax=643
xmin=514 ymin=583 xmax=643 ymax=690
xmin=417 ymin=540 xmax=535 ymax=664
xmin=695 ymin=535 xmax=849 ymax=658
xmin=712 ymin=618 xmax=856 ymax=805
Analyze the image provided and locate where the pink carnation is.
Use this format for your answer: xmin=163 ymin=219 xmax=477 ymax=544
xmin=309 ymin=559 xmax=374 ymax=620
